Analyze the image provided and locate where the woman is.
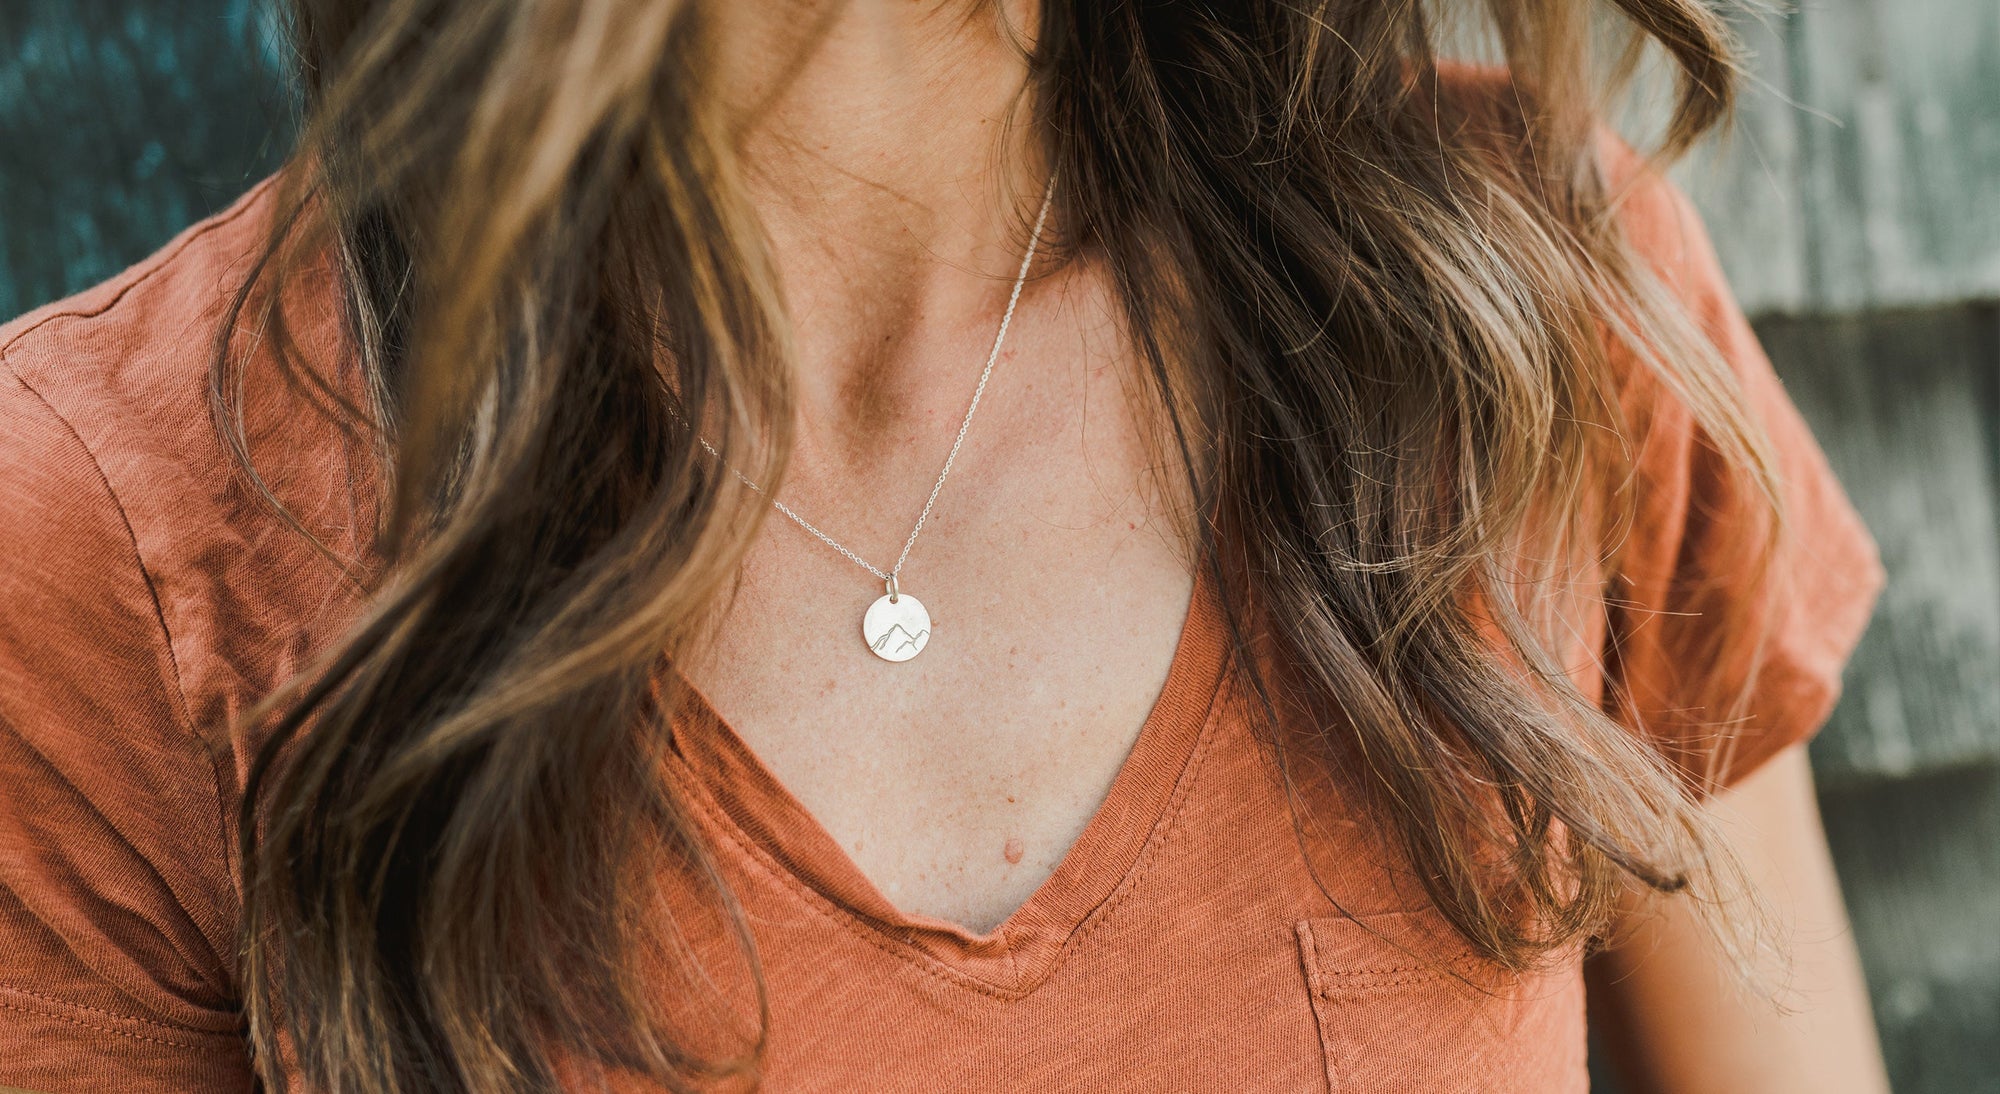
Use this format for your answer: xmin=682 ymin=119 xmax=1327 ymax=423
xmin=0 ymin=0 xmax=1892 ymax=1091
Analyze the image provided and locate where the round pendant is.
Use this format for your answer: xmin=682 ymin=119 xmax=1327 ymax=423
xmin=863 ymin=592 xmax=932 ymax=662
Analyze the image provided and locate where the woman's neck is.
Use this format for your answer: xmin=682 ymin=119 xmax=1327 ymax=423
xmin=708 ymin=0 xmax=1051 ymax=448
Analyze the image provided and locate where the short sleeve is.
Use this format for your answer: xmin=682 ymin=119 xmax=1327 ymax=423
xmin=1597 ymin=135 xmax=1886 ymax=795
xmin=0 ymin=356 xmax=255 ymax=1091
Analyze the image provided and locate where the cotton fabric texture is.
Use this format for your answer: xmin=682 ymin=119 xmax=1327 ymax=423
xmin=0 ymin=125 xmax=1882 ymax=1091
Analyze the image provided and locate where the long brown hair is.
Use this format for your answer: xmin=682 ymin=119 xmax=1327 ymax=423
xmin=223 ymin=0 xmax=1776 ymax=1089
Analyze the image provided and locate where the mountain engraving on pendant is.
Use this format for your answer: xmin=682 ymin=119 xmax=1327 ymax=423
xmin=862 ymin=592 xmax=932 ymax=663
xmin=871 ymin=624 xmax=930 ymax=657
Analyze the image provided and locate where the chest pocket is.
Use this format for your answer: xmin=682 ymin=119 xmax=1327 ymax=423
xmin=1293 ymin=909 xmax=1587 ymax=1094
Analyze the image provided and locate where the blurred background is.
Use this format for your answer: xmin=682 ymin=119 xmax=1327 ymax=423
xmin=1664 ymin=5 xmax=1999 ymax=1091
xmin=1 ymin=2 xmax=1993 ymax=1090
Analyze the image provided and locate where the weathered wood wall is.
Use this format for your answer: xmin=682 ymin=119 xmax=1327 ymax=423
xmin=1759 ymin=307 xmax=2000 ymax=1094
xmin=1664 ymin=5 xmax=2000 ymax=1091
xmin=2 ymin=2 xmax=1994 ymax=1091
xmin=1674 ymin=0 xmax=2000 ymax=314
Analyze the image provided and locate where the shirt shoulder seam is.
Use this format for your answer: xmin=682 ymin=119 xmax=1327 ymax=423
xmin=0 ymin=174 xmax=277 ymax=361
xmin=0 ymin=340 xmax=245 ymax=984
xmin=0 ymin=349 xmax=200 ymax=740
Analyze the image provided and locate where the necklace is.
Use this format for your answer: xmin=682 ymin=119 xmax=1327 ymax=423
xmin=706 ymin=172 xmax=1058 ymax=663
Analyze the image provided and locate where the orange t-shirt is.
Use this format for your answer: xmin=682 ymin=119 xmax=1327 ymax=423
xmin=0 ymin=134 xmax=1882 ymax=1091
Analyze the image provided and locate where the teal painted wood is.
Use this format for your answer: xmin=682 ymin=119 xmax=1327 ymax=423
xmin=0 ymin=0 xmax=290 ymax=317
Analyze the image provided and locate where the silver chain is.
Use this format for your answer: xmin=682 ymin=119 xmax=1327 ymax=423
xmin=704 ymin=171 xmax=1058 ymax=586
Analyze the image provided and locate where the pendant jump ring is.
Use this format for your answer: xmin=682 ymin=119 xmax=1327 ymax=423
xmin=885 ymin=573 xmax=899 ymax=603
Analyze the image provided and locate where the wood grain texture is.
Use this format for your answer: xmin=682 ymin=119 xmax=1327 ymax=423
xmin=1757 ymin=306 xmax=2000 ymax=782
xmin=1819 ymin=765 xmax=2000 ymax=1094
xmin=1673 ymin=1 xmax=2000 ymax=313
xmin=0 ymin=0 xmax=289 ymax=318
xmin=1753 ymin=305 xmax=2000 ymax=1094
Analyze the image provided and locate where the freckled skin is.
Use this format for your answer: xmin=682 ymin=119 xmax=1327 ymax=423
xmin=684 ymin=254 xmax=1193 ymax=933
xmin=1003 ymin=837 xmax=1025 ymax=865
xmin=836 ymin=330 xmax=910 ymax=443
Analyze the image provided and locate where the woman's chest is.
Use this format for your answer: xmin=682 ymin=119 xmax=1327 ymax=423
xmin=676 ymin=343 xmax=1200 ymax=932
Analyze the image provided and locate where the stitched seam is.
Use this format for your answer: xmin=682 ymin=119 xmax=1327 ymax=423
xmin=1316 ymin=973 xmax=1459 ymax=995
xmin=0 ymin=356 xmax=200 ymax=737
xmin=1300 ymin=921 xmax=1319 ymax=982
xmin=0 ymin=998 xmax=212 ymax=1050
xmin=1297 ymin=921 xmax=1329 ymax=1004
xmin=1297 ymin=922 xmax=1342 ymax=1094
xmin=998 ymin=919 xmax=1020 ymax=985
xmin=0 ymin=176 xmax=277 ymax=361
xmin=0 ymin=180 xmax=279 ymax=960
xmin=664 ymin=651 xmax=1239 ymax=1002
xmin=0 ymin=982 xmax=235 ymax=1035
xmin=1325 ymin=960 xmax=1476 ymax=977
xmin=675 ymin=773 xmax=1026 ymax=1001
xmin=0 ymin=173 xmax=281 ymax=736
xmin=0 ymin=356 xmax=234 ymax=965
xmin=1033 ymin=662 xmax=1236 ymax=982
xmin=674 ymin=767 xmax=1019 ymax=998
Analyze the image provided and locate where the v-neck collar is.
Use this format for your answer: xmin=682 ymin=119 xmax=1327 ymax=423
xmin=660 ymin=565 xmax=1233 ymax=996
